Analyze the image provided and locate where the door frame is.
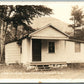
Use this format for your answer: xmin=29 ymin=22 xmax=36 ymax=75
xmin=32 ymin=39 xmax=41 ymax=61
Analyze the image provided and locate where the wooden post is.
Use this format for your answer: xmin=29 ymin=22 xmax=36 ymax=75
xmin=30 ymin=38 xmax=32 ymax=62
xmin=73 ymin=16 xmax=75 ymax=36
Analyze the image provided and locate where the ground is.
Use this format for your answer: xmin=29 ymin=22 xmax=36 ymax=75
xmin=0 ymin=64 xmax=84 ymax=79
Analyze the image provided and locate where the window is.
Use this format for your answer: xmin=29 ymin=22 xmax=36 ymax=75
xmin=75 ymin=42 xmax=80 ymax=52
xmin=20 ymin=45 xmax=22 ymax=53
xmin=48 ymin=42 xmax=55 ymax=53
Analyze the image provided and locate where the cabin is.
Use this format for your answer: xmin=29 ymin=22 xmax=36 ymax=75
xmin=5 ymin=24 xmax=84 ymax=68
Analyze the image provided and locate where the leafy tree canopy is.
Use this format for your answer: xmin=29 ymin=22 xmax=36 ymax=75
xmin=69 ymin=5 xmax=84 ymax=28
xmin=0 ymin=5 xmax=52 ymax=42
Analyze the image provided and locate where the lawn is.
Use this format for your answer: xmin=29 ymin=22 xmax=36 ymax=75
xmin=0 ymin=64 xmax=84 ymax=79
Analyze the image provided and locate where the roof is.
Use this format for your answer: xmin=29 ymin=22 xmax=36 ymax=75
xmin=75 ymin=27 xmax=83 ymax=30
xmin=29 ymin=24 xmax=69 ymax=37
xmin=30 ymin=16 xmax=73 ymax=33
xmin=66 ymin=39 xmax=84 ymax=43
xmin=6 ymin=17 xmax=84 ymax=44
xmin=6 ymin=23 xmax=70 ymax=45
xmin=5 ymin=25 xmax=35 ymax=44
xmin=5 ymin=35 xmax=29 ymax=45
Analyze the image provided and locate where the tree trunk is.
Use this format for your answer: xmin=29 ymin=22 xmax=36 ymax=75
xmin=15 ymin=27 xmax=17 ymax=40
xmin=1 ymin=21 xmax=7 ymax=63
xmin=74 ymin=16 xmax=76 ymax=36
xmin=0 ymin=20 xmax=4 ymax=62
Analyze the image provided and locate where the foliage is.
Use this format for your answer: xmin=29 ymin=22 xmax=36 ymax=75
xmin=0 ymin=5 xmax=52 ymax=40
xmin=5 ymin=24 xmax=35 ymax=43
xmin=70 ymin=28 xmax=84 ymax=40
xmin=0 ymin=5 xmax=52 ymax=62
xmin=69 ymin=5 xmax=84 ymax=29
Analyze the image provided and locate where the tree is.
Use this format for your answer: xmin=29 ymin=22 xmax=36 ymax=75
xmin=69 ymin=5 xmax=84 ymax=35
xmin=9 ymin=5 xmax=52 ymax=39
xmin=5 ymin=24 xmax=35 ymax=43
xmin=0 ymin=5 xmax=13 ymax=62
xmin=0 ymin=5 xmax=52 ymax=62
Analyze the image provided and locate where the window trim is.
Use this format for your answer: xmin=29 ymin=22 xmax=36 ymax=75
xmin=20 ymin=45 xmax=22 ymax=54
xmin=48 ymin=41 xmax=55 ymax=53
xmin=75 ymin=42 xmax=81 ymax=53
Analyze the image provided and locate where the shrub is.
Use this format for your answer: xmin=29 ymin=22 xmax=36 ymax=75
xmin=67 ymin=63 xmax=80 ymax=69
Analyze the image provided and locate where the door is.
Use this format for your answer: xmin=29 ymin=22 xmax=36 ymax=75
xmin=32 ymin=39 xmax=41 ymax=61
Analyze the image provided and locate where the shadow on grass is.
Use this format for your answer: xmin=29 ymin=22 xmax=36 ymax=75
xmin=0 ymin=63 xmax=84 ymax=73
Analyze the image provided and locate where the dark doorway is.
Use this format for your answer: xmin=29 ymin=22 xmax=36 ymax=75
xmin=32 ymin=39 xmax=41 ymax=61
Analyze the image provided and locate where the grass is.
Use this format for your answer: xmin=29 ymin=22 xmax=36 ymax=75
xmin=0 ymin=63 xmax=84 ymax=79
xmin=0 ymin=63 xmax=26 ymax=73
xmin=0 ymin=63 xmax=82 ymax=73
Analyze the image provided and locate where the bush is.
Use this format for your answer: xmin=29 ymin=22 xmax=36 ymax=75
xmin=67 ymin=63 xmax=81 ymax=69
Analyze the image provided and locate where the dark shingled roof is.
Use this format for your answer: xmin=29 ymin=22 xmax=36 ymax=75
xmin=30 ymin=16 xmax=74 ymax=33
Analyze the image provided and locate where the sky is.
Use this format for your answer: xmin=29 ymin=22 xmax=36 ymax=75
xmin=47 ymin=2 xmax=84 ymax=24
xmin=1 ymin=1 xmax=84 ymax=24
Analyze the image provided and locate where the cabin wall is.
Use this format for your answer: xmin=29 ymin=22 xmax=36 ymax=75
xmin=21 ymin=38 xmax=32 ymax=64
xmin=5 ymin=42 xmax=21 ymax=64
xmin=5 ymin=38 xmax=32 ymax=65
xmin=41 ymin=40 xmax=84 ymax=63
xmin=31 ymin=26 xmax=68 ymax=39
xmin=41 ymin=40 xmax=66 ymax=62
xmin=66 ymin=41 xmax=84 ymax=63
xmin=5 ymin=39 xmax=84 ymax=65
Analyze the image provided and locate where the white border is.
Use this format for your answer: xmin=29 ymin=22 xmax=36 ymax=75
xmin=0 ymin=1 xmax=84 ymax=82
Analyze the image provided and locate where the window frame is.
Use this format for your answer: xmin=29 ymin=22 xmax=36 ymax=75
xmin=48 ymin=41 xmax=55 ymax=53
xmin=20 ymin=45 xmax=22 ymax=54
xmin=75 ymin=42 xmax=81 ymax=53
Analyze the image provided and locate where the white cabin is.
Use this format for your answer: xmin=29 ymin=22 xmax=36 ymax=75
xmin=5 ymin=24 xmax=84 ymax=65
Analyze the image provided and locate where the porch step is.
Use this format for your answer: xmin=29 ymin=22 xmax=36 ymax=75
xmin=30 ymin=62 xmax=67 ymax=71
xmin=35 ymin=65 xmax=50 ymax=71
xmin=30 ymin=62 xmax=67 ymax=66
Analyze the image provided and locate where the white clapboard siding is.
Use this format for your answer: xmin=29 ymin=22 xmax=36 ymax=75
xmin=5 ymin=42 xmax=21 ymax=64
xmin=42 ymin=40 xmax=66 ymax=62
xmin=30 ymin=26 xmax=68 ymax=39
xmin=21 ymin=38 xmax=31 ymax=64
xmin=41 ymin=40 xmax=84 ymax=63
xmin=5 ymin=39 xmax=84 ymax=64
xmin=66 ymin=41 xmax=84 ymax=63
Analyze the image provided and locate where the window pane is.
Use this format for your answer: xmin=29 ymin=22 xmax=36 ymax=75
xmin=20 ymin=45 xmax=22 ymax=53
xmin=75 ymin=42 xmax=80 ymax=52
xmin=49 ymin=42 xmax=55 ymax=53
